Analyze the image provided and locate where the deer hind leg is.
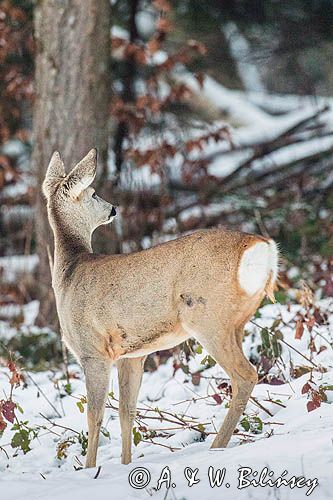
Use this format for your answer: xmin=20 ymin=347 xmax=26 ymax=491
xmin=117 ymin=356 xmax=145 ymax=465
xmin=200 ymin=327 xmax=258 ymax=449
xmin=82 ymin=357 xmax=112 ymax=468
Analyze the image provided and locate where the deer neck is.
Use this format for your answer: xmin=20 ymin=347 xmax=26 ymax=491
xmin=51 ymin=210 xmax=93 ymax=284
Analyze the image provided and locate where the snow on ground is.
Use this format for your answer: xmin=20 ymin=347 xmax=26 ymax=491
xmin=1 ymin=299 xmax=333 ymax=500
xmin=0 ymin=301 xmax=39 ymax=339
xmin=1 ymin=52 xmax=332 ymax=498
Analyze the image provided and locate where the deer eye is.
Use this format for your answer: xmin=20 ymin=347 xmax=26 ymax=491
xmin=92 ymin=192 xmax=97 ymax=200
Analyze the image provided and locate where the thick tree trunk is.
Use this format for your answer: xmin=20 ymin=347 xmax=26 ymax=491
xmin=33 ymin=0 xmax=111 ymax=326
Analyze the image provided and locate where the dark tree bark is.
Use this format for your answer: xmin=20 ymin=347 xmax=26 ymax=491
xmin=113 ymin=0 xmax=140 ymax=184
xmin=33 ymin=0 xmax=111 ymax=326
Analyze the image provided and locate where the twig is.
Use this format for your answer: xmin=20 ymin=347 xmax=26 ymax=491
xmin=253 ymin=209 xmax=269 ymax=238
xmin=141 ymin=438 xmax=181 ymax=452
xmin=39 ymin=413 xmax=80 ymax=435
xmin=249 ymin=396 xmax=273 ymax=417
xmin=53 ymin=379 xmax=66 ymax=417
xmin=139 ymin=423 xmax=212 ymax=433
xmin=264 ymin=397 xmax=287 ymax=409
xmin=212 ymin=105 xmax=330 ymax=188
xmin=94 ymin=465 xmax=102 ymax=479
xmin=0 ymin=446 xmax=9 ymax=459
xmin=250 ymin=320 xmax=318 ymax=368
xmin=26 ymin=372 xmax=62 ymax=418
xmin=61 ymin=343 xmax=71 ymax=386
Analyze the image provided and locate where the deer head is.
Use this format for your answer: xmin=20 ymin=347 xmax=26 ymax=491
xmin=43 ymin=149 xmax=116 ymax=241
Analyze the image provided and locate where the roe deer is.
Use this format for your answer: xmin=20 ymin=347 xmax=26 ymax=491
xmin=43 ymin=149 xmax=279 ymax=468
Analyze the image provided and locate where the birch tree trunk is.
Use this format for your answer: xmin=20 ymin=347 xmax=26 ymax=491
xmin=33 ymin=0 xmax=111 ymax=326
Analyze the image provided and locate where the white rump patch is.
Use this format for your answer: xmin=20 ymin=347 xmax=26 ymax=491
xmin=238 ymin=240 xmax=279 ymax=296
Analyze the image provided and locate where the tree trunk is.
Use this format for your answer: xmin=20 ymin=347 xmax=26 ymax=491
xmin=113 ymin=0 xmax=139 ymax=184
xmin=33 ymin=0 xmax=111 ymax=326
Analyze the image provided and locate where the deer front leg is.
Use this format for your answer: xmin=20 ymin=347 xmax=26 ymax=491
xmin=82 ymin=357 xmax=111 ymax=468
xmin=117 ymin=356 xmax=145 ymax=464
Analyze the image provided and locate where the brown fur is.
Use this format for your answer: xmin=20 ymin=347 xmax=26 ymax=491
xmin=43 ymin=150 xmax=278 ymax=467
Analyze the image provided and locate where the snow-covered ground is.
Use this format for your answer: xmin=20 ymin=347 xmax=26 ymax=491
xmin=1 ymin=29 xmax=332 ymax=498
xmin=1 ymin=299 xmax=333 ymax=500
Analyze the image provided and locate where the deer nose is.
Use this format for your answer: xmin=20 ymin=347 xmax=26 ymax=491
xmin=110 ymin=206 xmax=117 ymax=217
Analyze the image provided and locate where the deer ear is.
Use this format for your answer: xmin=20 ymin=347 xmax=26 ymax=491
xmin=64 ymin=148 xmax=97 ymax=199
xmin=43 ymin=151 xmax=66 ymax=198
